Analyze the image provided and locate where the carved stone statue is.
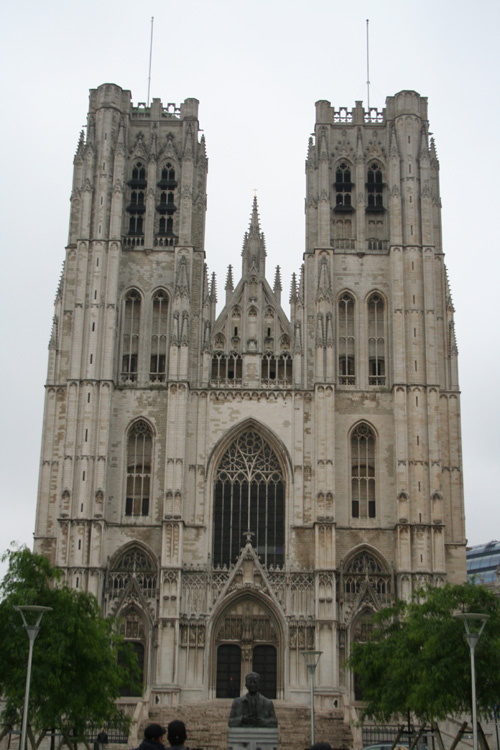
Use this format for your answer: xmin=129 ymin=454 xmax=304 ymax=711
xmin=228 ymin=672 xmax=278 ymax=728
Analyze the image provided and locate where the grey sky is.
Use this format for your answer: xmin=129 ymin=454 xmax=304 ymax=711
xmin=1 ymin=0 xmax=498 ymax=579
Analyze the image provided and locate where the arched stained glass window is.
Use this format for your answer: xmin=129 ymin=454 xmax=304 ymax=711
xmin=368 ymin=293 xmax=386 ymax=385
xmin=334 ymin=161 xmax=354 ymax=210
xmin=150 ymin=290 xmax=168 ymax=382
xmin=126 ymin=420 xmax=152 ymax=517
xmin=338 ymin=292 xmax=355 ymax=384
xmin=121 ymin=290 xmax=141 ymax=383
xmin=213 ymin=431 xmax=285 ymax=568
xmin=367 ymin=162 xmax=384 ymax=209
xmin=351 ymin=423 xmax=376 ymax=519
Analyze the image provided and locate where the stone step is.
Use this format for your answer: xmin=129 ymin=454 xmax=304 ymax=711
xmin=145 ymin=700 xmax=353 ymax=750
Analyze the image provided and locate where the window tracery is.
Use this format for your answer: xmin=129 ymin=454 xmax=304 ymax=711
xmin=107 ymin=546 xmax=157 ymax=598
xmin=156 ymin=162 xmax=178 ymax=240
xmin=121 ymin=290 xmax=141 ymax=383
xmin=351 ymin=424 xmax=376 ymax=518
xmin=343 ymin=552 xmax=389 ymax=598
xmin=366 ymin=162 xmax=384 ymax=210
xmin=125 ymin=420 xmax=152 ymax=517
xmin=261 ymin=354 xmax=292 ymax=387
xmin=150 ymin=290 xmax=168 ymax=382
xmin=367 ymin=293 xmax=386 ymax=385
xmin=334 ymin=161 xmax=354 ymax=211
xmin=338 ymin=292 xmax=355 ymax=384
xmin=213 ymin=430 xmax=285 ymax=568
xmin=211 ymin=353 xmax=242 ymax=385
xmin=126 ymin=161 xmax=147 ymax=236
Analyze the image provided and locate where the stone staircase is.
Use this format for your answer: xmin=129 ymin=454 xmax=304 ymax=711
xmin=144 ymin=700 xmax=353 ymax=750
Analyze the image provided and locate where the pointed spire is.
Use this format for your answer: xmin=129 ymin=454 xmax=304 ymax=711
xmin=210 ymin=272 xmax=217 ymax=304
xmin=225 ymin=264 xmax=234 ymax=304
xmin=298 ymin=264 xmax=305 ymax=305
xmin=420 ymin=125 xmax=430 ymax=162
xmin=199 ymin=133 xmax=207 ymax=162
xmin=249 ymin=196 xmax=261 ymax=236
xmin=74 ymin=130 xmax=85 ymax=161
xmin=273 ymin=266 xmax=282 ymax=293
xmin=430 ymin=137 xmax=439 ymax=165
xmin=273 ymin=265 xmax=282 ymax=305
xmin=86 ymin=115 xmax=96 ymax=147
xmin=290 ymin=272 xmax=297 ymax=305
xmin=242 ymin=196 xmax=266 ymax=276
xmin=203 ymin=263 xmax=210 ymax=304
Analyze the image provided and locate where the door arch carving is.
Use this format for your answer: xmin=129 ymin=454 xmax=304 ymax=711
xmin=210 ymin=593 xmax=284 ymax=700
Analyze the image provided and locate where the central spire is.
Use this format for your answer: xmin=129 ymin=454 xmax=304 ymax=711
xmin=242 ymin=196 xmax=266 ymax=277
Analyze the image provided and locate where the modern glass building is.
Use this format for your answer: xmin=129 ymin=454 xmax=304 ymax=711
xmin=466 ymin=540 xmax=500 ymax=587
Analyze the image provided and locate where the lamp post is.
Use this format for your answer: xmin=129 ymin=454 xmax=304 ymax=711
xmin=301 ymin=650 xmax=322 ymax=746
xmin=455 ymin=613 xmax=489 ymax=750
xmin=15 ymin=606 xmax=52 ymax=750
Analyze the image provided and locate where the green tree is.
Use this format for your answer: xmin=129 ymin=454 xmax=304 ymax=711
xmin=347 ymin=582 xmax=500 ymax=723
xmin=0 ymin=547 xmax=139 ymax=749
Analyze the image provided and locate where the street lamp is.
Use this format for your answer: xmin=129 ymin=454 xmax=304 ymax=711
xmin=301 ymin=650 xmax=322 ymax=746
xmin=455 ymin=612 xmax=489 ymax=750
xmin=15 ymin=606 xmax=52 ymax=750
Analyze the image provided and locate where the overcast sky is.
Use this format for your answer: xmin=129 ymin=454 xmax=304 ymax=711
xmin=1 ymin=0 xmax=498 ymax=580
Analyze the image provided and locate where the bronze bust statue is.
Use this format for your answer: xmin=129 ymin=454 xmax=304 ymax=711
xmin=228 ymin=672 xmax=278 ymax=728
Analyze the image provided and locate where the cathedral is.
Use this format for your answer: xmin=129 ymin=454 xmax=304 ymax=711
xmin=34 ymin=83 xmax=466 ymax=711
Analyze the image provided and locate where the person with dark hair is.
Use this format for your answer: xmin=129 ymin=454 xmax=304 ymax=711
xmin=310 ymin=743 xmax=332 ymax=750
xmin=94 ymin=727 xmax=108 ymax=750
xmin=167 ymin=720 xmax=188 ymax=750
xmin=132 ymin=723 xmax=167 ymax=750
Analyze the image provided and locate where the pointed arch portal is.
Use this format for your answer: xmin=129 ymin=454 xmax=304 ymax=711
xmin=213 ymin=595 xmax=281 ymax=700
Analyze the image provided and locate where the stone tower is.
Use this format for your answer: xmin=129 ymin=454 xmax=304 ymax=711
xmin=34 ymin=85 xmax=465 ymax=712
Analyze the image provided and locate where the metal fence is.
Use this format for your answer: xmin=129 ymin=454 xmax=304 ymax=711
xmin=362 ymin=725 xmax=433 ymax=750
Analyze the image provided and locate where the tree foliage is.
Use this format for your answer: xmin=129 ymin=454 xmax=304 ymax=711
xmin=347 ymin=582 xmax=500 ymax=723
xmin=0 ymin=547 xmax=139 ymax=748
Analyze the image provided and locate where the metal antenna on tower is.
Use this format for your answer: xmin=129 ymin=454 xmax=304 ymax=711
xmin=366 ymin=19 xmax=371 ymax=111
xmin=147 ymin=16 xmax=154 ymax=107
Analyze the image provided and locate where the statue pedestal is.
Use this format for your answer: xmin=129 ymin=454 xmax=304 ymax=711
xmin=227 ymin=727 xmax=279 ymax=750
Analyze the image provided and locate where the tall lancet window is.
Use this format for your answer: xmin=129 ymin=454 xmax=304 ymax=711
xmin=367 ymin=293 xmax=386 ymax=385
xmin=150 ymin=290 xmax=169 ymax=382
xmin=125 ymin=420 xmax=152 ymax=517
xmin=121 ymin=290 xmax=141 ymax=383
xmin=366 ymin=162 xmax=384 ymax=209
xmin=213 ymin=430 xmax=285 ymax=568
xmin=127 ymin=161 xmax=147 ymax=236
xmin=338 ymin=292 xmax=356 ymax=384
xmin=351 ymin=423 xmax=376 ymax=519
xmin=334 ymin=161 xmax=354 ymax=210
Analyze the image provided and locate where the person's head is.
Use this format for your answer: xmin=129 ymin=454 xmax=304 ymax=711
xmin=310 ymin=743 xmax=332 ymax=750
xmin=144 ymin=724 xmax=166 ymax=743
xmin=245 ymin=672 xmax=261 ymax=694
xmin=167 ymin=720 xmax=187 ymax=747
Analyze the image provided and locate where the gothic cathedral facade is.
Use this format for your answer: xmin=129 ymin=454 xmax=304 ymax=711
xmin=34 ymin=84 xmax=466 ymax=710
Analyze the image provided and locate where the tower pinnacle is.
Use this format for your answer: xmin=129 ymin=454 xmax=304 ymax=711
xmin=242 ymin=196 xmax=266 ymax=277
